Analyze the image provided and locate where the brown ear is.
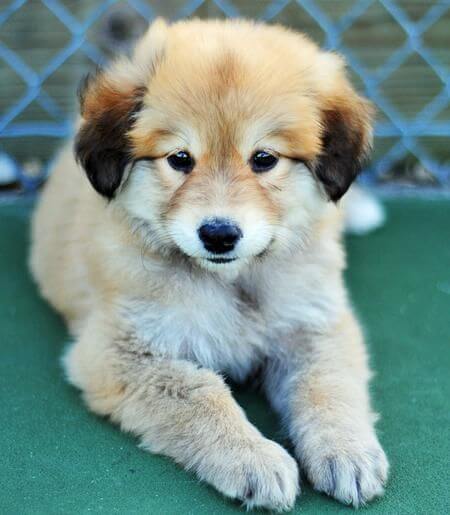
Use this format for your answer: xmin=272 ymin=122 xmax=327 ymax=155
xmin=74 ymin=19 xmax=168 ymax=198
xmin=314 ymin=80 xmax=372 ymax=202
xmin=74 ymin=72 xmax=145 ymax=198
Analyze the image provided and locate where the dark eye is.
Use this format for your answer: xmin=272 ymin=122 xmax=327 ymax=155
xmin=167 ymin=151 xmax=194 ymax=173
xmin=250 ymin=151 xmax=278 ymax=173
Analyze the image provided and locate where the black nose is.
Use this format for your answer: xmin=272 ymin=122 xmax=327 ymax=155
xmin=198 ymin=218 xmax=242 ymax=254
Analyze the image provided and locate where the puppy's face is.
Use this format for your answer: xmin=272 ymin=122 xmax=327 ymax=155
xmin=76 ymin=19 xmax=373 ymax=273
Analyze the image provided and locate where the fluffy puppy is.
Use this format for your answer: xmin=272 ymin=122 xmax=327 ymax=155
xmin=30 ymin=18 xmax=388 ymax=511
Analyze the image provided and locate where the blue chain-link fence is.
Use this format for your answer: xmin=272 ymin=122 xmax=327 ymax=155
xmin=0 ymin=0 xmax=449 ymax=192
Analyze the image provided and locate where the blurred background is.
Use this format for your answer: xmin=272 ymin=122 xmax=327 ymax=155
xmin=0 ymin=0 xmax=449 ymax=194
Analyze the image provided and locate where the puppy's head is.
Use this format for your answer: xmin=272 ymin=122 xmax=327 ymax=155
xmin=75 ymin=18 xmax=373 ymax=273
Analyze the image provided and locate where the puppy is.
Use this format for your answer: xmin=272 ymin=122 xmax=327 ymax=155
xmin=30 ymin=18 xmax=388 ymax=511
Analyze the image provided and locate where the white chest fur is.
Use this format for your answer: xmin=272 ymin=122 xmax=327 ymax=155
xmin=122 ymin=273 xmax=267 ymax=382
xmin=119 ymin=245 xmax=345 ymax=383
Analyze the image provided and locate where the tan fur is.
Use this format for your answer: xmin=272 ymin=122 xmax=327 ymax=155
xmin=30 ymin=18 xmax=388 ymax=511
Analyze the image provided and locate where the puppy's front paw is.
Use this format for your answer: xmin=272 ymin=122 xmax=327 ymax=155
xmin=199 ymin=438 xmax=299 ymax=512
xmin=300 ymin=431 xmax=388 ymax=507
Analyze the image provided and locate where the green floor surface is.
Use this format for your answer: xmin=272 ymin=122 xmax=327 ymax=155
xmin=1 ymin=199 xmax=449 ymax=514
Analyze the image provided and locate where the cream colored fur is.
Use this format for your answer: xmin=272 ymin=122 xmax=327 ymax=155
xmin=30 ymin=18 xmax=388 ymax=511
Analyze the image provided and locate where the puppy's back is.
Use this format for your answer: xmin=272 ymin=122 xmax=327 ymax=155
xmin=29 ymin=143 xmax=95 ymax=330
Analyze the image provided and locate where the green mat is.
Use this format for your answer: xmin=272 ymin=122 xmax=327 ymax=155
xmin=1 ymin=199 xmax=449 ymax=514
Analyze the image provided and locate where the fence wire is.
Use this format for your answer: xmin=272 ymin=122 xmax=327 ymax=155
xmin=0 ymin=0 xmax=449 ymax=191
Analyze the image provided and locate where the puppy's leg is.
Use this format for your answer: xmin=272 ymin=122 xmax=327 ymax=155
xmin=63 ymin=312 xmax=299 ymax=511
xmin=265 ymin=311 xmax=388 ymax=507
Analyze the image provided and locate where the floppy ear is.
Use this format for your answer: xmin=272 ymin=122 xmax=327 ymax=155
xmin=75 ymin=74 xmax=145 ymax=198
xmin=74 ymin=18 xmax=168 ymax=198
xmin=313 ymin=56 xmax=374 ymax=202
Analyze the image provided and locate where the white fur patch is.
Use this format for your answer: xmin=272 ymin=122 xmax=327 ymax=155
xmin=120 ymin=277 xmax=267 ymax=382
xmin=344 ymin=186 xmax=386 ymax=235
